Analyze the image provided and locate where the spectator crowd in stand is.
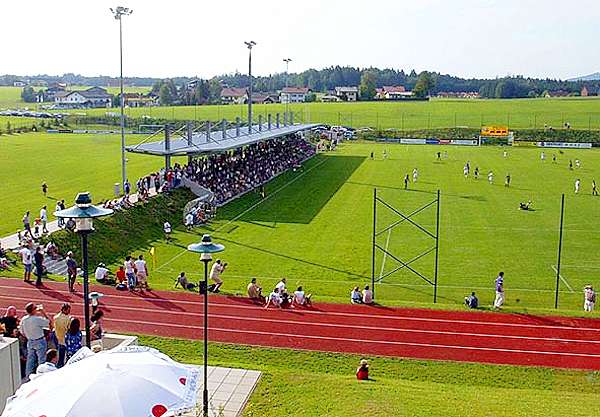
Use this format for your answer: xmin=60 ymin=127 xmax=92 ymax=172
xmin=183 ymin=137 xmax=315 ymax=205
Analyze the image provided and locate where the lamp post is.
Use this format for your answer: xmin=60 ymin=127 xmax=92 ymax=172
xmin=283 ymin=58 xmax=292 ymax=118
xmin=244 ymin=41 xmax=256 ymax=133
xmin=54 ymin=193 xmax=113 ymax=348
xmin=110 ymin=6 xmax=133 ymax=192
xmin=187 ymin=234 xmax=224 ymax=417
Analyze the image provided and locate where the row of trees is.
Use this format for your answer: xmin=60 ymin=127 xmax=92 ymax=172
xmin=150 ymin=79 xmax=223 ymax=106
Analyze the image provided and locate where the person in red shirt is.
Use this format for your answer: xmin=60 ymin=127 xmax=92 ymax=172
xmin=115 ymin=266 xmax=126 ymax=285
xmin=356 ymin=359 xmax=369 ymax=380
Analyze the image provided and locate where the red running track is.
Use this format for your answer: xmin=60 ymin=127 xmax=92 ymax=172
xmin=1 ymin=278 xmax=600 ymax=370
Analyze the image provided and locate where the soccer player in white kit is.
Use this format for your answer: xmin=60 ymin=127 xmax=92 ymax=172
xmin=488 ymin=171 xmax=493 ymax=184
xmin=584 ymin=285 xmax=595 ymax=312
xmin=463 ymin=165 xmax=469 ymax=178
xmin=412 ymin=168 xmax=418 ymax=183
xmin=541 ymin=152 xmax=545 ymax=161
xmin=575 ymin=179 xmax=581 ymax=194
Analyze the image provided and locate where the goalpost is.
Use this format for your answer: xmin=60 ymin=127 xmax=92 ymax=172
xmin=371 ymin=188 xmax=441 ymax=302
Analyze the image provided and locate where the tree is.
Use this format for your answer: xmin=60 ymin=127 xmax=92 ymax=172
xmin=305 ymin=93 xmax=317 ymax=102
xmin=21 ymin=86 xmax=36 ymax=103
xmin=159 ymin=84 xmax=173 ymax=106
xmin=359 ymin=71 xmax=378 ymax=100
xmin=413 ymin=71 xmax=435 ymax=98
xmin=207 ymin=78 xmax=222 ymax=104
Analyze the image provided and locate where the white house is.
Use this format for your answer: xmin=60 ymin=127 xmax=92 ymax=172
xmin=280 ymin=87 xmax=310 ymax=103
xmin=375 ymin=86 xmax=413 ymax=100
xmin=220 ymin=87 xmax=248 ymax=105
xmin=334 ymin=86 xmax=358 ymax=101
xmin=54 ymin=87 xmax=112 ymax=108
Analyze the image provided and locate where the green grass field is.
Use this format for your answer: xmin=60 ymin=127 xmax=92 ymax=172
xmin=72 ymin=97 xmax=600 ymax=130
xmin=2 ymin=132 xmax=599 ymax=313
xmin=141 ymin=336 xmax=600 ymax=417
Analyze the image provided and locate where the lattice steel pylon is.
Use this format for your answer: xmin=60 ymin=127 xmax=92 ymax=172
xmin=371 ymin=188 xmax=441 ymax=302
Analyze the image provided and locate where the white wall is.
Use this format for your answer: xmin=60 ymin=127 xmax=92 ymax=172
xmin=0 ymin=337 xmax=21 ymax=414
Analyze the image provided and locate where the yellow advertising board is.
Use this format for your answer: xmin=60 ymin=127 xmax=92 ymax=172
xmin=481 ymin=126 xmax=509 ymax=137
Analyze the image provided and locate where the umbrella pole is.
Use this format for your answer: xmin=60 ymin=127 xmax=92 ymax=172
xmin=81 ymin=230 xmax=91 ymax=348
xmin=202 ymin=258 xmax=210 ymax=417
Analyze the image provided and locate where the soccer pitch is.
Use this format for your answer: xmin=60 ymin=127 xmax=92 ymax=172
xmin=146 ymin=142 xmax=600 ymax=312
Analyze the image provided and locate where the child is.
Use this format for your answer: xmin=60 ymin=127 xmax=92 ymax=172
xmin=356 ymin=359 xmax=369 ymax=380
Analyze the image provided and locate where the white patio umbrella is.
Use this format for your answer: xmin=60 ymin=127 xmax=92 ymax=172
xmin=2 ymin=346 xmax=199 ymax=417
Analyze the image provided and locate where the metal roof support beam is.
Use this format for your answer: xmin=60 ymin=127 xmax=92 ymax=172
xmin=164 ymin=124 xmax=171 ymax=170
xmin=290 ymin=111 xmax=294 ymax=125
xmin=236 ymin=117 xmax=240 ymax=137
xmin=222 ymin=119 xmax=227 ymax=140
xmin=276 ymin=113 xmax=280 ymax=128
xmin=268 ymin=113 xmax=272 ymax=130
xmin=186 ymin=121 xmax=193 ymax=146
xmin=258 ymin=115 xmax=263 ymax=131
xmin=283 ymin=112 xmax=288 ymax=126
xmin=206 ymin=121 xmax=211 ymax=143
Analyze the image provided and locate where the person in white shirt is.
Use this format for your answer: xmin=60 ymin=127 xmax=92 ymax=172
xmin=19 ymin=245 xmax=33 ymax=283
xmin=134 ymin=254 xmax=149 ymax=290
xmin=34 ymin=349 xmax=59 ymax=376
xmin=185 ymin=212 xmax=194 ymax=231
xmin=488 ymin=171 xmax=493 ymax=184
xmin=264 ymin=288 xmax=282 ymax=309
xmin=541 ymin=152 xmax=545 ymax=161
xmin=209 ymin=260 xmax=226 ymax=292
xmin=94 ymin=263 xmax=109 ymax=283
xmin=575 ymin=179 xmax=581 ymax=194
xmin=40 ymin=206 xmax=48 ymax=234
xmin=293 ymin=286 xmax=312 ymax=307
xmin=20 ymin=303 xmax=51 ymax=378
xmin=584 ymin=285 xmax=596 ymax=312
xmin=412 ymin=168 xmax=418 ymax=183
xmin=163 ymin=221 xmax=172 ymax=241
xmin=351 ymin=287 xmax=363 ymax=304
xmin=124 ymin=256 xmax=136 ymax=291
xmin=362 ymin=285 xmax=374 ymax=305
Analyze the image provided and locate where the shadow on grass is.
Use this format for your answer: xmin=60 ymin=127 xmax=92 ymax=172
xmin=347 ymin=181 xmax=487 ymax=202
xmin=218 ymin=154 xmax=366 ymax=224
xmin=215 ymin=236 xmax=367 ymax=280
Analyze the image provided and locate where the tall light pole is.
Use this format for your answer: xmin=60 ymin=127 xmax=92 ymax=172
xmin=283 ymin=58 xmax=292 ymax=117
xmin=244 ymin=41 xmax=256 ymax=133
xmin=187 ymin=235 xmax=225 ymax=417
xmin=54 ymin=193 xmax=113 ymax=347
xmin=110 ymin=6 xmax=133 ymax=192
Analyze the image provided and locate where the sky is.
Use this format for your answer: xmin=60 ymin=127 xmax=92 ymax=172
xmin=2 ymin=0 xmax=599 ymax=80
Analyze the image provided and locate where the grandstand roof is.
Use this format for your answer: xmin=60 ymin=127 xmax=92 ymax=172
xmin=125 ymin=122 xmax=320 ymax=156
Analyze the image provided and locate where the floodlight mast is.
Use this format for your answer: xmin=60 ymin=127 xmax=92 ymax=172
xmin=110 ymin=6 xmax=133 ymax=193
xmin=283 ymin=58 xmax=292 ymax=116
xmin=244 ymin=41 xmax=256 ymax=133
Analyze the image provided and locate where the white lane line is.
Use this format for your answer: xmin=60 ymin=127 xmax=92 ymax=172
xmin=156 ymin=158 xmax=328 ymax=272
xmin=103 ymin=317 xmax=600 ymax=359
xmin=1 ymin=285 xmax=599 ymax=333
xmin=1 ymin=293 xmax=597 ymax=345
xmin=378 ymin=228 xmax=392 ymax=282
xmin=551 ymin=265 xmax=575 ymax=293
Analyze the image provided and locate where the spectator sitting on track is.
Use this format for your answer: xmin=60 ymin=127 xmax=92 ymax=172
xmin=464 ymin=292 xmax=479 ymax=309
xmin=115 ymin=266 xmax=127 ymax=290
xmin=94 ymin=263 xmax=112 ymax=285
xmin=293 ymin=286 xmax=312 ymax=307
xmin=264 ymin=287 xmax=282 ymax=309
xmin=584 ymin=285 xmax=596 ymax=312
xmin=362 ymin=285 xmax=374 ymax=305
xmin=33 ymin=349 xmax=59 ymax=376
xmin=247 ymin=278 xmax=264 ymax=303
xmin=175 ymin=272 xmax=196 ymax=291
xmin=275 ymin=278 xmax=291 ymax=306
xmin=356 ymin=359 xmax=369 ymax=381
xmin=351 ymin=287 xmax=363 ymax=304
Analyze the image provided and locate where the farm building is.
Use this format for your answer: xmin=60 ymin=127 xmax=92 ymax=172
xmin=581 ymin=85 xmax=599 ymax=97
xmin=220 ymin=87 xmax=248 ymax=104
xmin=334 ymin=86 xmax=358 ymax=101
xmin=375 ymin=86 xmax=413 ymax=100
xmin=280 ymin=87 xmax=310 ymax=103
xmin=54 ymin=87 xmax=112 ymax=108
xmin=123 ymin=92 xmax=159 ymax=107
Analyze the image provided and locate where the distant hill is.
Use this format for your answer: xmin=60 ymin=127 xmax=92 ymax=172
xmin=568 ymin=72 xmax=600 ymax=81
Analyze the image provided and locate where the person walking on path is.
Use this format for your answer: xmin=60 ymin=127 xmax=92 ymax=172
xmin=22 ymin=211 xmax=33 ymax=239
xmin=493 ymin=272 xmax=505 ymax=309
xmin=19 ymin=302 xmax=52 ymax=378
xmin=56 ymin=199 xmax=66 ymax=228
xmin=33 ymin=246 xmax=44 ymax=286
xmin=40 ymin=205 xmax=48 ymax=234
xmin=66 ymin=251 xmax=78 ymax=292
